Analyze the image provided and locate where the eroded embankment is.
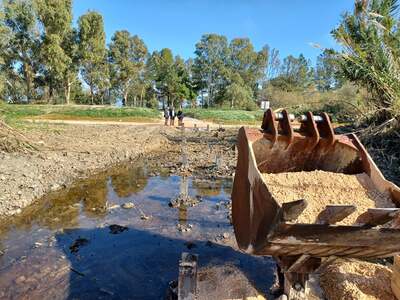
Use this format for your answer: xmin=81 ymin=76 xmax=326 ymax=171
xmin=0 ymin=124 xmax=238 ymax=218
xmin=0 ymin=123 xmax=170 ymax=217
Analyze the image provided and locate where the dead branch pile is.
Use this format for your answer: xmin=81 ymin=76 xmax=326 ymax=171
xmin=0 ymin=119 xmax=38 ymax=153
xmin=358 ymin=116 xmax=400 ymax=186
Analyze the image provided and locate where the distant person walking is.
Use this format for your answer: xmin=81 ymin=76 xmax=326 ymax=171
xmin=164 ymin=107 xmax=169 ymax=126
xmin=169 ymin=107 xmax=176 ymax=126
xmin=177 ymin=108 xmax=184 ymax=126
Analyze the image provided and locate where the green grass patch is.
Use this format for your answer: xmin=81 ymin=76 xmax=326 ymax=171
xmin=0 ymin=103 xmax=160 ymax=126
xmin=184 ymin=108 xmax=264 ymax=124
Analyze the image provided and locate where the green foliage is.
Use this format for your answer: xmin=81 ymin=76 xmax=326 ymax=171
xmin=263 ymin=82 xmax=366 ymax=122
xmin=78 ymin=11 xmax=109 ymax=104
xmin=332 ymin=0 xmax=400 ymax=113
xmin=192 ymin=34 xmax=267 ymax=108
xmin=222 ymin=82 xmax=255 ymax=110
xmin=109 ymin=30 xmax=148 ymax=106
xmin=147 ymin=48 xmax=193 ymax=107
xmin=2 ymin=0 xmax=40 ymax=101
xmin=184 ymin=108 xmax=264 ymax=124
xmin=0 ymin=103 xmax=160 ymax=123
xmin=315 ymin=49 xmax=344 ymax=91
xmin=270 ymin=54 xmax=314 ymax=92
xmin=36 ymin=0 xmax=76 ymax=104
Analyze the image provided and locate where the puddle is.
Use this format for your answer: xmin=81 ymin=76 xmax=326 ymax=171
xmin=0 ymin=159 xmax=274 ymax=299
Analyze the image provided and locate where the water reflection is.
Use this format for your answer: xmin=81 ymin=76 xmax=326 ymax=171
xmin=191 ymin=178 xmax=233 ymax=199
xmin=81 ymin=179 xmax=108 ymax=218
xmin=178 ymin=177 xmax=189 ymax=225
xmin=110 ymin=164 xmax=148 ymax=198
xmin=0 ymin=160 xmax=273 ymax=299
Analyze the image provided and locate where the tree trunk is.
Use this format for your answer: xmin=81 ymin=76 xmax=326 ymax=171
xmin=140 ymin=86 xmax=145 ymax=107
xmin=123 ymin=90 xmax=128 ymax=107
xmin=90 ymin=85 xmax=94 ymax=105
xmin=65 ymin=79 xmax=72 ymax=105
xmin=23 ymin=62 xmax=32 ymax=102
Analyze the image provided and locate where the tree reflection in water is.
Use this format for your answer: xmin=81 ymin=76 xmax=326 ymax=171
xmin=110 ymin=165 xmax=148 ymax=198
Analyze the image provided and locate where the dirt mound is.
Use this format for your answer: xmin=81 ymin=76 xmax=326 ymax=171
xmin=0 ymin=120 xmax=37 ymax=153
xmin=261 ymin=170 xmax=394 ymax=224
xmin=320 ymin=259 xmax=395 ymax=300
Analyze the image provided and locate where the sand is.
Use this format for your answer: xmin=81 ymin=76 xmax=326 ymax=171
xmin=320 ymin=259 xmax=395 ymax=300
xmin=261 ymin=170 xmax=394 ymax=225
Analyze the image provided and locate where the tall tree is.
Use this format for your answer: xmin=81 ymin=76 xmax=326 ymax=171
xmin=265 ymin=46 xmax=280 ymax=80
xmin=315 ymin=48 xmax=343 ymax=91
xmin=36 ymin=0 xmax=76 ymax=103
xmin=2 ymin=0 xmax=40 ymax=102
xmin=78 ymin=11 xmax=109 ymax=104
xmin=193 ymin=34 xmax=229 ymax=107
xmin=270 ymin=54 xmax=313 ymax=91
xmin=228 ymin=38 xmax=268 ymax=90
xmin=109 ymin=30 xmax=148 ymax=106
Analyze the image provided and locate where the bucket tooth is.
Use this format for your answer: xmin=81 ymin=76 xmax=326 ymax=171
xmin=299 ymin=111 xmax=320 ymax=149
xmin=278 ymin=110 xmax=294 ymax=148
xmin=261 ymin=109 xmax=278 ymax=147
xmin=281 ymin=199 xmax=308 ymax=222
xmin=356 ymin=208 xmax=400 ymax=227
xmin=317 ymin=112 xmax=336 ymax=146
xmin=316 ymin=205 xmax=357 ymax=225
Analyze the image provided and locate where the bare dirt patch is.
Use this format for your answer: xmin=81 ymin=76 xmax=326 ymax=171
xmin=0 ymin=123 xmax=238 ymax=218
xmin=261 ymin=170 xmax=394 ymax=224
xmin=0 ymin=123 xmax=169 ymax=217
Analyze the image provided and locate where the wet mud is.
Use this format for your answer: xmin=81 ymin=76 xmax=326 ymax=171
xmin=0 ymin=136 xmax=275 ymax=299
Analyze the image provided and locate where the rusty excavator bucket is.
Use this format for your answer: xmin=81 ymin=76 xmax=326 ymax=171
xmin=231 ymin=109 xmax=400 ymax=293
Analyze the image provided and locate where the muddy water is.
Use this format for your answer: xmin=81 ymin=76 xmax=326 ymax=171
xmin=0 ymin=160 xmax=274 ymax=299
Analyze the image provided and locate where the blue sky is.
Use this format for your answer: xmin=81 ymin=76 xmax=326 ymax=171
xmin=73 ymin=0 xmax=354 ymax=64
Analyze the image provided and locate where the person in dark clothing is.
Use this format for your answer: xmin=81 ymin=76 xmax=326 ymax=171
xmin=177 ymin=109 xmax=184 ymax=126
xmin=164 ymin=107 xmax=170 ymax=126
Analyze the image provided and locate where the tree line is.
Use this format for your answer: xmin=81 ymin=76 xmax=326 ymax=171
xmin=0 ymin=0 xmax=398 ymax=113
xmin=0 ymin=0 xmax=340 ymax=109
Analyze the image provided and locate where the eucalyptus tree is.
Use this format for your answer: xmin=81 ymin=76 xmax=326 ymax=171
xmin=228 ymin=38 xmax=268 ymax=90
xmin=78 ymin=11 xmax=109 ymax=104
xmin=36 ymin=0 xmax=77 ymax=103
xmin=270 ymin=54 xmax=313 ymax=92
xmin=315 ymin=49 xmax=343 ymax=91
xmin=193 ymin=34 xmax=229 ymax=107
xmin=109 ymin=30 xmax=148 ymax=106
xmin=2 ymin=0 xmax=40 ymax=102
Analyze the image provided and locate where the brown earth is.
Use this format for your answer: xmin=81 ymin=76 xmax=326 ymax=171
xmin=0 ymin=123 xmax=237 ymax=218
xmin=261 ymin=170 xmax=395 ymax=225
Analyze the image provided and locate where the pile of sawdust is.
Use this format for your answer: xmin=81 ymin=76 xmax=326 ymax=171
xmin=261 ymin=170 xmax=394 ymax=224
xmin=320 ymin=259 xmax=395 ymax=300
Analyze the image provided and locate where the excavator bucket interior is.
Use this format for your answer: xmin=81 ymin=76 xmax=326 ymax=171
xmin=231 ymin=109 xmax=400 ymax=294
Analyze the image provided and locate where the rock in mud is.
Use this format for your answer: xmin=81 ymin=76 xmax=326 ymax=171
xmin=169 ymin=195 xmax=201 ymax=208
xmin=177 ymin=223 xmax=193 ymax=232
xmin=69 ymin=238 xmax=90 ymax=253
xmin=121 ymin=202 xmax=135 ymax=209
xmin=140 ymin=214 xmax=150 ymax=220
xmin=108 ymin=224 xmax=128 ymax=234
xmin=184 ymin=241 xmax=197 ymax=250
